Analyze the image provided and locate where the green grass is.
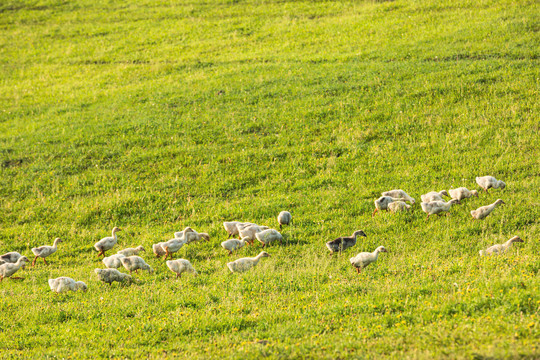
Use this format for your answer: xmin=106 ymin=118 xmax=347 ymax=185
xmin=0 ymin=0 xmax=539 ymax=358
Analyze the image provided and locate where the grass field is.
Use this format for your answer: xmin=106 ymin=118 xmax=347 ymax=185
xmin=0 ymin=0 xmax=539 ymax=358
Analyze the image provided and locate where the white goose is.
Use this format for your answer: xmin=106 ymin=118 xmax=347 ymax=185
xmin=238 ymin=224 xmax=268 ymax=244
xmin=221 ymin=237 xmax=249 ymax=255
xmin=48 ymin=277 xmax=87 ymax=293
xmin=173 ymin=226 xmax=195 ymax=239
xmin=420 ymin=199 xmax=460 ymax=219
xmin=120 ymin=256 xmax=153 ymax=274
xmin=255 ymin=229 xmax=283 ymax=248
xmin=183 ymin=231 xmax=210 ymax=244
xmin=94 ymin=227 xmax=122 ymax=257
xmin=117 ymin=246 xmax=145 ymax=257
xmin=471 ymin=199 xmax=505 ymax=220
xmin=420 ymin=190 xmax=449 ymax=203
xmin=152 ymin=242 xmax=167 ymax=258
xmin=448 ymin=187 xmax=478 ymax=201
xmin=0 ymin=252 xmax=23 ymax=264
xmin=166 ymin=259 xmax=198 ymax=278
xmin=31 ymin=238 xmax=62 ymax=266
xmin=480 ymin=236 xmax=524 ymax=256
xmin=350 ymin=246 xmax=387 ymax=273
xmin=277 ymin=211 xmax=292 ymax=231
xmin=227 ymin=251 xmax=270 ymax=273
xmin=0 ymin=256 xmax=29 ymax=281
xmin=102 ymin=254 xmax=126 ymax=269
xmin=94 ymin=268 xmax=132 ymax=284
xmin=388 ymin=201 xmax=411 ymax=213
xmin=372 ymin=196 xmax=404 ymax=217
xmin=381 ymin=190 xmax=415 ymax=204
xmin=159 ymin=238 xmax=188 ymax=260
xmin=476 ymin=176 xmax=506 ymax=192
xmin=223 ymin=222 xmax=244 ymax=238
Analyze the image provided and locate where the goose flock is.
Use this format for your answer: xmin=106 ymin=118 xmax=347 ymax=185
xmin=0 ymin=176 xmax=525 ymax=292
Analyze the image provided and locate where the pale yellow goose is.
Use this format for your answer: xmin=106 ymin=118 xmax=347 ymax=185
xmin=471 ymin=199 xmax=505 ymax=219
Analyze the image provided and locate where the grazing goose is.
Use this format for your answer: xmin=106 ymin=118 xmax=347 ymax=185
xmin=480 ymin=236 xmax=524 ymax=256
xmin=117 ymin=246 xmax=145 ymax=257
xmin=102 ymin=254 xmax=126 ymax=269
xmin=448 ymin=187 xmax=478 ymax=201
xmin=238 ymin=224 xmax=268 ymax=244
xmin=372 ymin=196 xmax=404 ymax=217
xmin=381 ymin=190 xmax=415 ymax=204
xmin=420 ymin=199 xmax=460 ymax=219
xmin=31 ymin=238 xmax=62 ymax=266
xmin=166 ymin=259 xmax=198 ymax=278
xmin=0 ymin=252 xmax=23 ymax=264
xmin=255 ymin=229 xmax=283 ymax=248
xmin=326 ymin=230 xmax=367 ymax=255
xmin=0 ymin=256 xmax=29 ymax=281
xmin=94 ymin=268 xmax=132 ymax=284
xmin=173 ymin=227 xmax=195 ymax=239
xmin=223 ymin=222 xmax=244 ymax=238
xmin=94 ymin=227 xmax=122 ymax=257
xmin=226 ymin=251 xmax=270 ymax=273
xmin=277 ymin=211 xmax=292 ymax=231
xmin=420 ymin=190 xmax=449 ymax=203
xmin=160 ymin=238 xmax=188 ymax=260
xmin=350 ymin=246 xmax=387 ymax=273
xmin=388 ymin=201 xmax=411 ymax=213
xmin=476 ymin=176 xmax=506 ymax=192
xmin=48 ymin=277 xmax=87 ymax=293
xmin=152 ymin=242 xmax=167 ymax=258
xmin=120 ymin=256 xmax=153 ymax=274
xmin=471 ymin=199 xmax=505 ymax=220
xmin=221 ymin=237 xmax=249 ymax=255
xmin=184 ymin=231 xmax=210 ymax=244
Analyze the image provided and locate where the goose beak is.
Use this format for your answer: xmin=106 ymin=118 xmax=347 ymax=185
xmin=516 ymin=237 xmax=524 ymax=242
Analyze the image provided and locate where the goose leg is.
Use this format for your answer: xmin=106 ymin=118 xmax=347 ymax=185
xmin=43 ymin=258 xmax=48 ymax=265
xmin=280 ymin=224 xmax=282 ymax=231
xmin=372 ymin=209 xmax=378 ymax=217
xmin=228 ymin=251 xmax=232 ymax=256
xmin=356 ymin=267 xmax=360 ymax=274
xmin=32 ymin=256 xmax=38 ymax=266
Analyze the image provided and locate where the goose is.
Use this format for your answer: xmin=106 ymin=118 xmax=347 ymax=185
xmin=48 ymin=277 xmax=87 ymax=293
xmin=420 ymin=190 xmax=449 ymax=203
xmin=277 ymin=211 xmax=292 ymax=230
xmin=480 ymin=236 xmax=524 ymax=256
xmin=160 ymin=238 xmax=188 ymax=260
xmin=471 ymin=199 xmax=505 ymax=220
xmin=448 ymin=187 xmax=478 ymax=201
xmin=102 ymin=254 xmax=126 ymax=269
xmin=152 ymin=242 xmax=167 ymax=258
xmin=420 ymin=199 xmax=460 ymax=219
xmin=226 ymin=251 xmax=270 ymax=273
xmin=166 ymin=259 xmax=198 ymax=278
xmin=350 ymin=246 xmax=387 ymax=273
xmin=255 ymin=229 xmax=283 ymax=248
xmin=476 ymin=176 xmax=506 ymax=192
xmin=326 ymin=230 xmax=367 ymax=255
xmin=223 ymin=222 xmax=244 ymax=238
xmin=120 ymin=256 xmax=154 ymax=274
xmin=221 ymin=237 xmax=249 ymax=255
xmin=381 ymin=190 xmax=415 ymax=204
xmin=372 ymin=196 xmax=404 ymax=217
xmin=31 ymin=237 xmax=62 ymax=266
xmin=94 ymin=268 xmax=132 ymax=284
xmin=173 ymin=226 xmax=195 ymax=239
xmin=183 ymin=231 xmax=210 ymax=244
xmin=117 ymin=246 xmax=145 ymax=257
xmin=238 ymin=224 xmax=268 ymax=244
xmin=94 ymin=227 xmax=122 ymax=257
xmin=0 ymin=252 xmax=23 ymax=264
xmin=388 ymin=201 xmax=411 ymax=213
xmin=0 ymin=256 xmax=29 ymax=281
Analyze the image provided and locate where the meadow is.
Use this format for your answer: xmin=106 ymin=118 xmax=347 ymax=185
xmin=0 ymin=0 xmax=539 ymax=358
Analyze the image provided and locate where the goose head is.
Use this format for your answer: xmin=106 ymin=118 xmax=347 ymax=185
xmin=136 ymin=245 xmax=145 ymax=252
xmin=259 ymin=251 xmax=271 ymax=258
xmin=494 ymin=199 xmax=505 ymax=206
xmin=76 ymin=281 xmax=88 ymax=292
xmin=440 ymin=190 xmax=449 ymax=197
xmin=509 ymin=236 xmax=523 ymax=243
xmin=201 ymin=233 xmax=210 ymax=242
xmin=449 ymin=199 xmax=461 ymax=205
xmin=353 ymin=230 xmax=367 ymax=238
xmin=54 ymin=238 xmax=62 ymax=245
xmin=112 ymin=227 xmax=122 ymax=234
xmin=498 ymin=180 xmax=506 ymax=189
xmin=375 ymin=246 xmax=388 ymax=253
xmin=471 ymin=190 xmax=479 ymax=197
